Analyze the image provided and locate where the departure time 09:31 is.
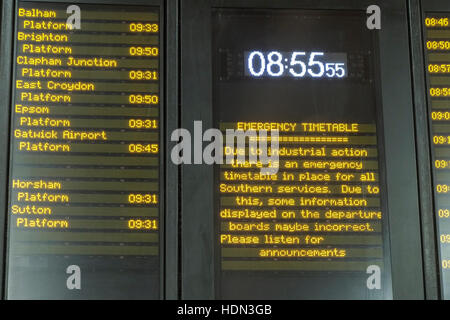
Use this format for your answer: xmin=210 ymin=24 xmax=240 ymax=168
xmin=244 ymin=51 xmax=347 ymax=78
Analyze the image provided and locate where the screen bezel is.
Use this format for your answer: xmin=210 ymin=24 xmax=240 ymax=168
xmin=181 ymin=0 xmax=424 ymax=299
xmin=0 ymin=0 xmax=178 ymax=300
xmin=414 ymin=0 xmax=450 ymax=300
xmin=212 ymin=7 xmax=390 ymax=300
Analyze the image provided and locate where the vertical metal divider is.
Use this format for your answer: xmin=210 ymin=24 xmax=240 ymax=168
xmin=180 ymin=0 xmax=215 ymax=299
xmin=0 ymin=0 xmax=14 ymax=300
xmin=376 ymin=0 xmax=424 ymax=299
xmin=165 ymin=0 xmax=179 ymax=300
xmin=407 ymin=0 xmax=440 ymax=300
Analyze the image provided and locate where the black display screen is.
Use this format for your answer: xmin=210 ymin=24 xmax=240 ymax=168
xmin=213 ymin=8 xmax=392 ymax=299
xmin=423 ymin=12 xmax=450 ymax=300
xmin=6 ymin=1 xmax=162 ymax=299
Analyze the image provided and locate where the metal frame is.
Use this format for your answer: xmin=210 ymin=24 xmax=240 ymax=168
xmin=180 ymin=0 xmax=425 ymax=299
xmin=165 ymin=0 xmax=179 ymax=300
xmin=0 ymin=0 xmax=438 ymax=300
xmin=0 ymin=0 xmax=178 ymax=299
xmin=180 ymin=0 xmax=215 ymax=299
xmin=408 ymin=0 xmax=440 ymax=300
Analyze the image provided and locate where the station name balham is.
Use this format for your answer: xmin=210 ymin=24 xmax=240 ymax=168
xmin=18 ymin=8 xmax=57 ymax=18
xmin=16 ymin=56 xmax=118 ymax=67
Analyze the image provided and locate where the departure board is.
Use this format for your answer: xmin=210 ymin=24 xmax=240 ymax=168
xmin=6 ymin=2 xmax=162 ymax=299
xmin=213 ymin=9 xmax=392 ymax=299
xmin=423 ymin=13 xmax=450 ymax=300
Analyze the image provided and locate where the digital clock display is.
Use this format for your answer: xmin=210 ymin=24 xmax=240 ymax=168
xmin=244 ymin=51 xmax=347 ymax=78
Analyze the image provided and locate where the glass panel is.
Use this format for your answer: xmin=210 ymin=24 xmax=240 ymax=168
xmin=212 ymin=8 xmax=392 ymax=299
